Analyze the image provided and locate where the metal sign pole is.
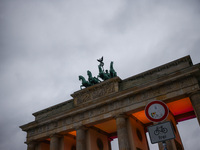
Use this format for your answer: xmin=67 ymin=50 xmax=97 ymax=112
xmin=162 ymin=141 xmax=167 ymax=150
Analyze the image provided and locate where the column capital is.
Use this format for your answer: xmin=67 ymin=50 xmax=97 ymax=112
xmin=26 ymin=141 xmax=37 ymax=150
xmin=26 ymin=141 xmax=37 ymax=146
xmin=50 ymin=133 xmax=62 ymax=138
xmin=114 ymin=113 xmax=129 ymax=119
xmin=75 ymin=125 xmax=88 ymax=131
xmin=189 ymin=90 xmax=200 ymax=105
xmin=188 ymin=89 xmax=200 ymax=97
xmin=26 ymin=141 xmax=37 ymax=145
xmin=189 ymin=90 xmax=200 ymax=126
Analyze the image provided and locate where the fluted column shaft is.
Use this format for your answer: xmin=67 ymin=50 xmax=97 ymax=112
xmin=116 ymin=115 xmax=131 ymax=150
xmin=76 ymin=127 xmax=86 ymax=150
xmin=190 ymin=91 xmax=200 ymax=125
xmin=50 ymin=135 xmax=60 ymax=150
xmin=27 ymin=142 xmax=36 ymax=150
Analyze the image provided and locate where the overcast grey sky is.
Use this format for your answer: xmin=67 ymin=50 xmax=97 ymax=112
xmin=1 ymin=0 xmax=200 ymax=149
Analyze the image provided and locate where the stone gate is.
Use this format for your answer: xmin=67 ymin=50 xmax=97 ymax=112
xmin=20 ymin=55 xmax=200 ymax=150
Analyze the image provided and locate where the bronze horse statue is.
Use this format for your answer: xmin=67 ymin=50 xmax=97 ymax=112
xmin=109 ymin=61 xmax=117 ymax=78
xmin=87 ymin=70 xmax=100 ymax=85
xmin=79 ymin=75 xmax=91 ymax=89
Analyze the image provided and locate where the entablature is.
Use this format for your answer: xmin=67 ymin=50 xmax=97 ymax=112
xmin=20 ymin=55 xmax=200 ymax=142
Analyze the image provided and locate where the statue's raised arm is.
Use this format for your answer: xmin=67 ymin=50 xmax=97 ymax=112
xmin=97 ymin=56 xmax=104 ymax=71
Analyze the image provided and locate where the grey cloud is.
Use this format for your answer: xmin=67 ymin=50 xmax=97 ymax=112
xmin=1 ymin=0 xmax=200 ymax=150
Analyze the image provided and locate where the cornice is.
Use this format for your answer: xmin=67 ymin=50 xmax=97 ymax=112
xmin=120 ymin=55 xmax=192 ymax=90
xmin=28 ymin=56 xmax=196 ymax=122
xmin=20 ymin=64 xmax=199 ymax=131
xmin=32 ymin=99 xmax=74 ymax=117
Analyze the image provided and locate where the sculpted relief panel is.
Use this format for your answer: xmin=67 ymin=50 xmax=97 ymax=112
xmin=72 ymin=78 xmax=120 ymax=106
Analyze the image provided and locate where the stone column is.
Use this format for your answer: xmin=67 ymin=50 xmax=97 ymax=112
xmin=190 ymin=91 xmax=200 ymax=125
xmin=76 ymin=127 xmax=87 ymax=150
xmin=27 ymin=142 xmax=36 ymax=150
xmin=50 ymin=134 xmax=60 ymax=150
xmin=116 ymin=114 xmax=131 ymax=150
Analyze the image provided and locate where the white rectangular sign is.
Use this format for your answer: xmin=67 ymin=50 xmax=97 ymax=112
xmin=147 ymin=121 xmax=175 ymax=144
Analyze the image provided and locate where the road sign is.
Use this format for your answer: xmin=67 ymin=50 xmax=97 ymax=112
xmin=145 ymin=100 xmax=169 ymax=122
xmin=147 ymin=121 xmax=175 ymax=144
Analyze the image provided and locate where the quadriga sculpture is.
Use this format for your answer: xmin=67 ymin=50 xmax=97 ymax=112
xmin=78 ymin=57 xmax=117 ymax=89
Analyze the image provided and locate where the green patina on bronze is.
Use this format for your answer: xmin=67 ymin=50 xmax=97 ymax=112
xmin=87 ymin=70 xmax=101 ymax=85
xmin=79 ymin=75 xmax=91 ymax=89
xmin=79 ymin=57 xmax=117 ymax=89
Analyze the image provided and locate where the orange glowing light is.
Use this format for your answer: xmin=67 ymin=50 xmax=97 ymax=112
xmin=132 ymin=110 xmax=150 ymax=124
xmin=68 ymin=131 xmax=76 ymax=136
xmin=132 ymin=97 xmax=194 ymax=124
xmin=167 ymin=97 xmax=193 ymax=115
xmin=94 ymin=119 xmax=117 ymax=133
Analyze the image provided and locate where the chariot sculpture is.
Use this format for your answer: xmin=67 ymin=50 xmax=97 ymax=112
xmin=79 ymin=57 xmax=117 ymax=89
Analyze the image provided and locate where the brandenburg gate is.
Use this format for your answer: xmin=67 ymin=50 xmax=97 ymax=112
xmin=20 ymin=56 xmax=200 ymax=150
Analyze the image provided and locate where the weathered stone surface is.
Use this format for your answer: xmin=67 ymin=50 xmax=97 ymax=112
xmin=23 ymin=77 xmax=199 ymax=141
xmin=33 ymin=99 xmax=74 ymax=121
xmin=27 ymin=142 xmax=36 ymax=150
xmin=76 ymin=127 xmax=86 ymax=150
xmin=20 ymin=56 xmax=200 ymax=147
xmin=50 ymin=135 xmax=60 ymax=150
xmin=71 ymin=77 xmax=121 ymax=106
xmin=116 ymin=115 xmax=131 ymax=150
xmin=190 ymin=91 xmax=200 ymax=125
xmin=120 ymin=55 xmax=193 ymax=91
